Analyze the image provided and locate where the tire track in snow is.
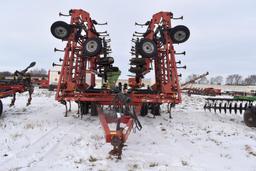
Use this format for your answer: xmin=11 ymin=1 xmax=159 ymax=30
xmin=0 ymin=123 xmax=76 ymax=171
xmin=24 ymin=125 xmax=91 ymax=171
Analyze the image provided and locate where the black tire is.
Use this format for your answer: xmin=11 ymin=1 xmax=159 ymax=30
xmin=0 ymin=100 xmax=3 ymax=117
xmin=136 ymin=38 xmax=157 ymax=58
xmin=48 ymin=85 xmax=55 ymax=91
xmin=107 ymin=66 xmax=119 ymax=72
xmin=244 ymin=107 xmax=256 ymax=127
xmin=130 ymin=58 xmax=146 ymax=65
xmin=169 ymin=25 xmax=190 ymax=44
xmin=80 ymin=102 xmax=84 ymax=115
xmin=51 ymin=21 xmax=71 ymax=40
xmin=83 ymin=38 xmax=102 ymax=57
xmin=80 ymin=102 xmax=89 ymax=115
xmin=97 ymin=57 xmax=114 ymax=65
xmin=152 ymin=104 xmax=161 ymax=116
xmin=140 ymin=103 xmax=148 ymax=116
xmin=90 ymin=103 xmax=98 ymax=116
xmin=129 ymin=66 xmax=146 ymax=74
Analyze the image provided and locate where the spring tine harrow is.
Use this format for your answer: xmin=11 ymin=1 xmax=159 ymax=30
xmin=204 ymin=97 xmax=255 ymax=115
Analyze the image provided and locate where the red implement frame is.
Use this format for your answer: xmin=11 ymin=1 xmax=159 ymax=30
xmin=54 ymin=10 xmax=139 ymax=156
xmin=129 ymin=12 xmax=182 ymax=105
xmin=0 ymin=85 xmax=26 ymax=98
xmin=0 ymin=79 xmax=34 ymax=116
xmin=53 ymin=10 xmax=185 ymax=157
xmin=56 ymin=9 xmax=97 ymax=100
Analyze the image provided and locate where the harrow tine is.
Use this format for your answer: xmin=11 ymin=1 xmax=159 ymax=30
xmin=203 ymin=103 xmax=207 ymax=111
xmin=239 ymin=103 xmax=243 ymax=114
xmin=214 ymin=102 xmax=217 ymax=113
xmin=229 ymin=103 xmax=232 ymax=114
xmin=208 ymin=103 xmax=211 ymax=112
xmin=224 ymin=103 xmax=227 ymax=114
xmin=219 ymin=102 xmax=222 ymax=113
xmin=244 ymin=103 xmax=248 ymax=110
xmin=234 ymin=103 xmax=237 ymax=114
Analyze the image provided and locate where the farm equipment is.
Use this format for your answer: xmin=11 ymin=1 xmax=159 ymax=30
xmin=128 ymin=11 xmax=190 ymax=117
xmin=51 ymin=9 xmax=190 ymax=158
xmin=181 ymin=72 xmax=209 ymax=87
xmin=38 ymin=78 xmax=49 ymax=89
xmin=204 ymin=96 xmax=256 ymax=127
xmin=181 ymin=72 xmax=221 ymax=96
xmin=0 ymin=62 xmax=36 ymax=116
xmin=37 ymin=69 xmax=60 ymax=91
xmin=184 ymin=87 xmax=221 ymax=96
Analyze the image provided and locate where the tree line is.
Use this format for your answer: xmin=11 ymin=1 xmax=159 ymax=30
xmin=186 ymin=74 xmax=256 ymax=86
xmin=0 ymin=68 xmax=47 ymax=78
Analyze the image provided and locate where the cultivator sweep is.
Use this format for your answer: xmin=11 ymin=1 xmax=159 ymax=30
xmin=204 ymin=96 xmax=256 ymax=127
xmin=51 ymin=9 xmax=190 ymax=158
xmin=0 ymin=62 xmax=36 ymax=116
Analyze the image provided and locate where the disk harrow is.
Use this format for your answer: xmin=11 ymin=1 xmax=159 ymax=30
xmin=0 ymin=62 xmax=36 ymax=116
xmin=50 ymin=9 xmax=190 ymax=158
xmin=204 ymin=96 xmax=256 ymax=127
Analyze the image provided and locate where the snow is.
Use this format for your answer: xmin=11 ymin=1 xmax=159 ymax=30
xmin=0 ymin=89 xmax=256 ymax=171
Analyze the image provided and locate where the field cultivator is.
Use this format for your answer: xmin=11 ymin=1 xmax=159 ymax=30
xmin=0 ymin=62 xmax=36 ymax=116
xmin=50 ymin=9 xmax=190 ymax=158
xmin=204 ymin=96 xmax=256 ymax=127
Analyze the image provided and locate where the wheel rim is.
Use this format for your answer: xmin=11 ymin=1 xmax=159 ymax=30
xmin=54 ymin=26 xmax=68 ymax=38
xmin=86 ymin=40 xmax=98 ymax=53
xmin=173 ymin=30 xmax=187 ymax=42
xmin=142 ymin=41 xmax=155 ymax=54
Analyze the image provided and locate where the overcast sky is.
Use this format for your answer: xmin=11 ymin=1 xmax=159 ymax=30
xmin=0 ymin=0 xmax=255 ymax=80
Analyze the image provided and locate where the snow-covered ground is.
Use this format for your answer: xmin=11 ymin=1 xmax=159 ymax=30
xmin=0 ymin=89 xmax=255 ymax=171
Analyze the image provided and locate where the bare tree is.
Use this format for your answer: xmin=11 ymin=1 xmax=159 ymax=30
xmin=198 ymin=77 xmax=209 ymax=84
xmin=0 ymin=71 xmax=12 ymax=77
xmin=186 ymin=74 xmax=198 ymax=83
xmin=244 ymin=75 xmax=256 ymax=85
xmin=226 ymin=74 xmax=243 ymax=85
xmin=29 ymin=68 xmax=47 ymax=76
xmin=215 ymin=76 xmax=223 ymax=85
xmin=210 ymin=76 xmax=223 ymax=85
